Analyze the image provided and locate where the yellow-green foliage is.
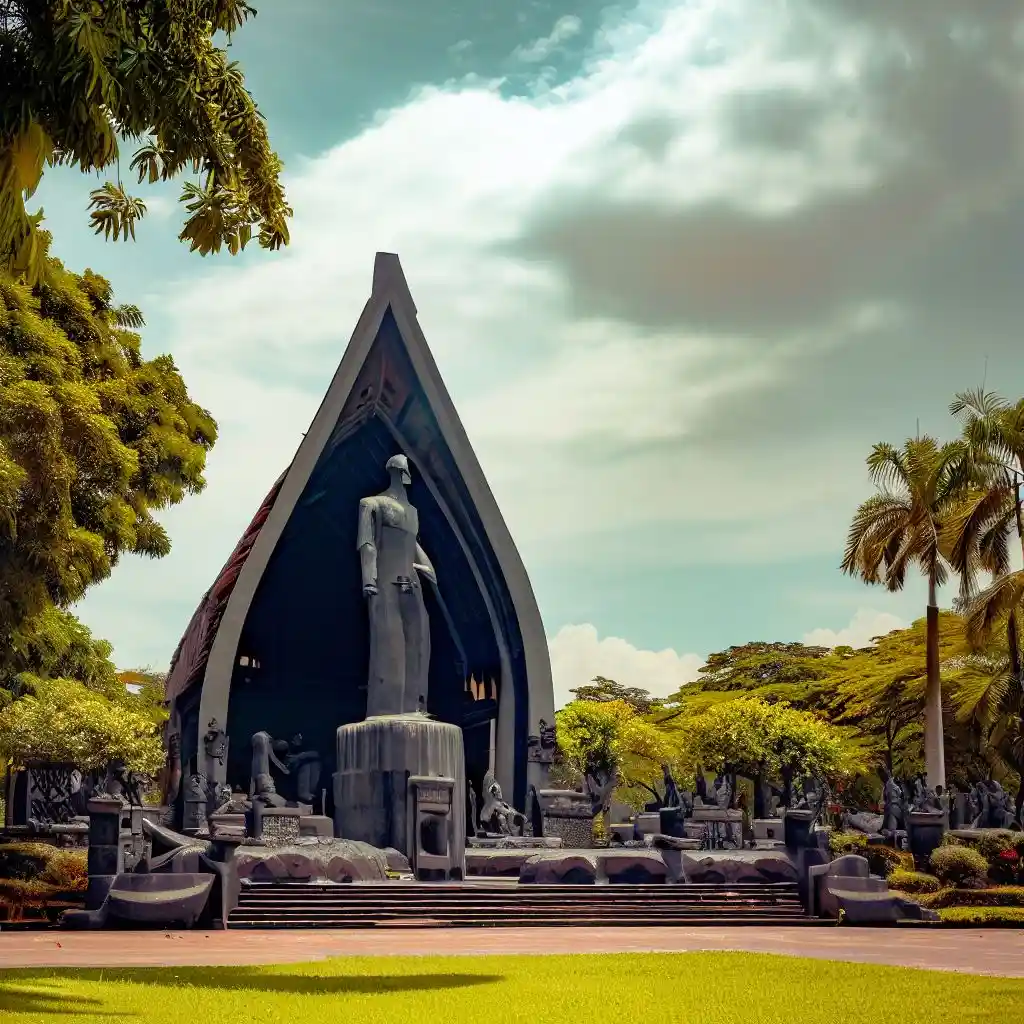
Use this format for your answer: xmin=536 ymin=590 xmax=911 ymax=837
xmin=675 ymin=697 xmax=862 ymax=784
xmin=938 ymin=905 xmax=1024 ymax=925
xmin=929 ymin=845 xmax=989 ymax=889
xmin=888 ymin=869 xmax=941 ymax=894
xmin=555 ymin=699 xmax=680 ymax=809
xmin=0 ymin=842 xmax=56 ymax=880
xmin=915 ymin=886 xmax=1024 ymax=909
xmin=0 ymin=260 xmax=216 ymax=642
xmin=0 ymin=953 xmax=1022 ymax=1024
xmin=829 ymin=831 xmax=868 ymax=856
xmin=0 ymin=3 xmax=290 ymax=284
xmin=38 ymin=849 xmax=87 ymax=891
xmin=0 ymin=675 xmax=163 ymax=773
xmin=869 ymin=845 xmax=914 ymax=877
xmin=0 ymin=842 xmax=87 ymax=920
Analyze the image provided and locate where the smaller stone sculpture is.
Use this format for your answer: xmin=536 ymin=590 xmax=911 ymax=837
xmin=527 ymin=720 xmax=558 ymax=764
xmin=585 ymin=770 xmax=619 ymax=819
xmin=966 ymin=782 xmax=984 ymax=827
xmin=694 ymin=767 xmax=709 ymax=805
xmin=250 ymin=731 xmax=288 ymax=808
xmin=881 ymin=772 xmax=906 ymax=833
xmin=203 ymin=720 xmax=228 ymax=765
xmin=996 ymin=787 xmax=1017 ymax=828
xmin=912 ymin=779 xmax=942 ymax=813
xmin=466 ymin=779 xmax=480 ymax=837
xmin=662 ymin=764 xmax=683 ymax=809
xmin=711 ymin=774 xmax=732 ymax=810
xmin=479 ymin=771 xmax=525 ymax=835
xmin=982 ymin=779 xmax=1011 ymax=828
xmin=100 ymin=759 xmax=142 ymax=807
xmin=250 ymin=731 xmax=322 ymax=808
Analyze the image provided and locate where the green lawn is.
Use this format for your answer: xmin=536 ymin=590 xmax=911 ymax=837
xmin=1 ymin=952 xmax=1021 ymax=1024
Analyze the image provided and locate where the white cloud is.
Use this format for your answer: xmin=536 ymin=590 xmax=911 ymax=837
xmin=513 ymin=14 xmax=583 ymax=63
xmin=548 ymin=623 xmax=703 ymax=709
xmin=803 ymin=608 xmax=908 ymax=649
xmin=72 ymin=0 xmax=1005 ymax=669
xmin=156 ymin=0 xmax=881 ymax=583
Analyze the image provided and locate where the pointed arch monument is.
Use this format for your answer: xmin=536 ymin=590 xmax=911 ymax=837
xmin=164 ymin=253 xmax=555 ymax=825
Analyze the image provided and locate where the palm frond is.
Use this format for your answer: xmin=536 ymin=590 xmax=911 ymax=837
xmin=87 ymin=183 xmax=147 ymax=242
xmin=965 ymin=570 xmax=1024 ymax=648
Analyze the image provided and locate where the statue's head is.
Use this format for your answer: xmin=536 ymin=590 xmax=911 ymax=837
xmin=386 ymin=453 xmax=412 ymax=486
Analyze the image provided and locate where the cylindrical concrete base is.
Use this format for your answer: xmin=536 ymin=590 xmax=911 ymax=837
xmin=333 ymin=713 xmax=465 ymax=872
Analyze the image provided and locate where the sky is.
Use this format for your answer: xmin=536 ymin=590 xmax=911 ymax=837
xmin=35 ymin=0 xmax=1024 ymax=709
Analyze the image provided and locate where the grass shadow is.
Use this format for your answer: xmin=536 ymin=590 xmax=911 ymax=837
xmin=5 ymin=966 xmax=503 ymax=997
xmin=0 ymin=982 xmax=121 ymax=1017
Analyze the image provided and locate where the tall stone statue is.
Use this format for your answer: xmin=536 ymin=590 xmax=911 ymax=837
xmin=358 ymin=454 xmax=437 ymax=717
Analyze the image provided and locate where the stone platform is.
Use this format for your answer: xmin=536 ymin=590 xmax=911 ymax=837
xmin=232 ymin=842 xmax=800 ymax=886
xmin=465 ymin=846 xmax=799 ymax=884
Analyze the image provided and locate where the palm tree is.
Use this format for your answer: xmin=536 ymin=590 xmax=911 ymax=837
xmin=948 ymin=391 xmax=1024 ymax=647
xmin=945 ymin=390 xmax=1024 ymax=821
xmin=841 ymin=436 xmax=969 ymax=788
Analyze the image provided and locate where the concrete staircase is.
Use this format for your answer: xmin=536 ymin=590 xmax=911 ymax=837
xmin=228 ymin=880 xmax=821 ymax=929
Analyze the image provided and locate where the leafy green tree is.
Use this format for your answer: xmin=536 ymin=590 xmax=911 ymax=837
xmin=841 ymin=435 xmax=970 ymax=788
xmin=0 ymin=604 xmax=119 ymax=707
xmin=569 ymin=676 xmax=664 ymax=715
xmin=0 ymin=249 xmax=216 ymax=645
xmin=678 ymin=697 xmax=859 ymax=813
xmin=0 ymin=607 xmax=165 ymax=775
xmin=0 ymin=0 xmax=290 ymax=282
xmin=0 ymin=676 xmax=164 ymax=774
xmin=555 ymin=699 xmax=678 ymax=812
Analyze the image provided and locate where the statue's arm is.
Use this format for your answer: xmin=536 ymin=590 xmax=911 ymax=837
xmin=357 ymin=499 xmax=378 ymax=592
xmin=414 ymin=542 xmax=436 ymax=585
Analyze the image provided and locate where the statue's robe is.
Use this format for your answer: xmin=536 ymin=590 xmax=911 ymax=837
xmin=357 ymin=493 xmax=432 ymax=716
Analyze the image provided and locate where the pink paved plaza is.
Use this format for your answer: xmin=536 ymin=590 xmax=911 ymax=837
xmin=1 ymin=926 xmax=1022 ymax=976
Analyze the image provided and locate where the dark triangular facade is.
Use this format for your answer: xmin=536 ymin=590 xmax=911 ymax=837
xmin=166 ymin=254 xmax=554 ymax=813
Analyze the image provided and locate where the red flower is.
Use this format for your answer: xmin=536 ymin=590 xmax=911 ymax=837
xmin=997 ymin=849 xmax=1019 ymax=862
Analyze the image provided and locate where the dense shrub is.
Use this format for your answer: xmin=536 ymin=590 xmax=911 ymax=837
xmin=0 ymin=842 xmax=56 ymax=880
xmin=888 ymin=869 xmax=941 ymax=894
xmin=915 ymin=885 xmax=1024 ymax=909
xmin=869 ymin=845 xmax=914 ymax=877
xmin=828 ymin=831 xmax=868 ymax=856
xmin=938 ymin=906 xmax=1024 ymax=925
xmin=929 ymin=845 xmax=989 ymax=889
xmin=38 ymin=849 xmax=87 ymax=890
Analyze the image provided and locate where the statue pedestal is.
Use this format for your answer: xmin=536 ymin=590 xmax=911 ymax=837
xmin=333 ymin=713 xmax=466 ymax=875
xmin=907 ymin=810 xmax=946 ymax=865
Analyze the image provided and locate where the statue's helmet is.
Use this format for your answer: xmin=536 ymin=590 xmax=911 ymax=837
xmin=386 ymin=453 xmax=412 ymax=485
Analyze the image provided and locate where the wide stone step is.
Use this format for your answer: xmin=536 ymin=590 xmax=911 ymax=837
xmin=227 ymin=880 xmax=812 ymax=928
xmin=236 ymin=894 xmax=800 ymax=908
xmin=229 ymin=912 xmax=819 ymax=929
xmin=232 ymin=901 xmax=806 ymax=917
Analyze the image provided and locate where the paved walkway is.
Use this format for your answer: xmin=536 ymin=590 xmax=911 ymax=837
xmin=0 ymin=927 xmax=1022 ymax=976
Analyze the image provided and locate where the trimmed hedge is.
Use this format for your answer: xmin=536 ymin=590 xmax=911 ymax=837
xmin=870 ymin=845 xmax=913 ymax=877
xmin=915 ymin=885 xmax=1024 ymax=910
xmin=929 ymin=845 xmax=988 ymax=889
xmin=887 ymin=869 xmax=941 ymax=894
xmin=938 ymin=906 xmax=1024 ymax=926
xmin=0 ymin=842 xmax=60 ymax=881
xmin=828 ymin=831 xmax=868 ymax=856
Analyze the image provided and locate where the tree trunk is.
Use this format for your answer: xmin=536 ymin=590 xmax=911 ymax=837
xmin=753 ymin=769 xmax=766 ymax=819
xmin=781 ymin=765 xmax=794 ymax=808
xmin=1007 ymin=611 xmax=1021 ymax=686
xmin=924 ymin=578 xmax=946 ymax=790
